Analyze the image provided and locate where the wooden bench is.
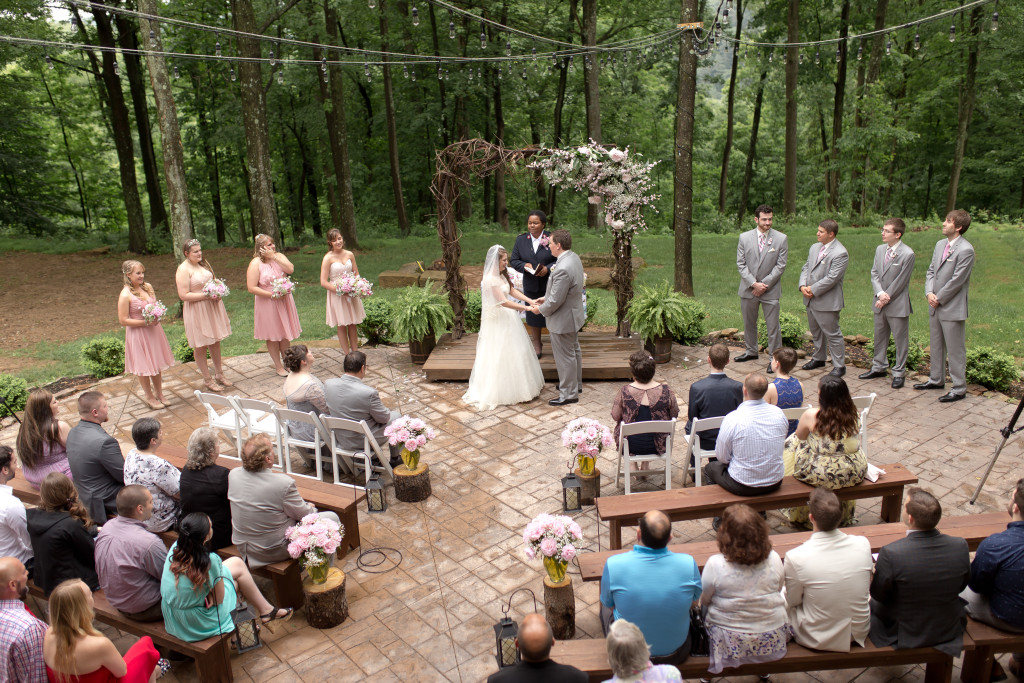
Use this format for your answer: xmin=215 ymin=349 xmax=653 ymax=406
xmin=596 ymin=463 xmax=917 ymax=549
xmin=577 ymin=512 xmax=1009 ymax=581
xmin=961 ymin=618 xmax=1024 ymax=683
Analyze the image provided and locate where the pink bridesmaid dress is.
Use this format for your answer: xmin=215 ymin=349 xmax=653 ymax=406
xmin=125 ymin=294 xmax=174 ymax=377
xmin=254 ymin=259 xmax=302 ymax=341
xmin=183 ymin=268 xmax=231 ymax=348
xmin=326 ymin=260 xmax=366 ymax=326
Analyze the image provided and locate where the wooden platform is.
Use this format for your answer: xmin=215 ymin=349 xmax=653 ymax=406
xmin=422 ymin=331 xmax=642 ymax=381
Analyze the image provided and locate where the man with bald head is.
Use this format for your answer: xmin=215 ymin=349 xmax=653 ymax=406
xmin=600 ymin=510 xmax=701 ymax=665
xmin=0 ymin=556 xmax=48 ymax=683
xmin=487 ymin=612 xmax=587 ymax=682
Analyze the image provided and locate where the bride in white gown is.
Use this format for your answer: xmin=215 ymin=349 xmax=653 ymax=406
xmin=462 ymin=245 xmax=546 ymax=410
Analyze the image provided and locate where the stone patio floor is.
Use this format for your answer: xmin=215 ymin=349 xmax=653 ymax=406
xmin=2 ymin=340 xmax=1022 ymax=682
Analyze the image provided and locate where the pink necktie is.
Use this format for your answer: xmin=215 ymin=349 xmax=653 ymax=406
xmin=885 ymin=248 xmax=895 ymax=265
xmin=818 ymin=245 xmax=827 ymax=262
xmin=758 ymin=233 xmax=766 ymax=253
xmin=942 ymin=242 xmax=951 ymax=261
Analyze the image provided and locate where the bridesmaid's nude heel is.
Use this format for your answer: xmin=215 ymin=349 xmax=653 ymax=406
xmin=215 ymin=374 xmax=233 ymax=388
xmin=204 ymin=379 xmax=225 ymax=392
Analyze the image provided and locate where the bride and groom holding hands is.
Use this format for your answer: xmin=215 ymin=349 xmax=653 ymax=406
xmin=462 ymin=210 xmax=586 ymax=411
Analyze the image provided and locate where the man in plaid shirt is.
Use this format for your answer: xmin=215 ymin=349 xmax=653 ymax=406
xmin=0 ymin=557 xmax=47 ymax=683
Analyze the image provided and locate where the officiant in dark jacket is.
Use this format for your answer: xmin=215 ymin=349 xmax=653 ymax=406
xmin=510 ymin=210 xmax=557 ymax=357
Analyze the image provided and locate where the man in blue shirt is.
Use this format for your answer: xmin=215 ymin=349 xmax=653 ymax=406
xmin=600 ymin=510 xmax=702 ymax=665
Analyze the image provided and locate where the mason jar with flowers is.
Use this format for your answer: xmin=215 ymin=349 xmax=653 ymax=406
xmin=383 ymin=415 xmax=438 ymax=470
xmin=523 ymin=513 xmax=583 ymax=584
xmin=561 ymin=417 xmax=615 ymax=476
xmin=285 ymin=513 xmax=344 ymax=585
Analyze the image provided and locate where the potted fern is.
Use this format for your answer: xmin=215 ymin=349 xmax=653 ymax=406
xmin=627 ymin=282 xmax=701 ymax=363
xmin=391 ymin=283 xmax=454 ymax=364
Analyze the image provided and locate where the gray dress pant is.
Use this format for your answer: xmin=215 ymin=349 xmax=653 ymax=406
xmin=550 ymin=331 xmax=582 ymax=400
xmin=929 ymin=315 xmax=967 ymax=394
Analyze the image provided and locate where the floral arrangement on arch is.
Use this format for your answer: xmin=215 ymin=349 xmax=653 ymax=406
xmin=527 ymin=140 xmax=660 ymax=236
xmin=523 ymin=513 xmax=583 ymax=564
xmin=562 ymin=417 xmax=615 ymax=476
xmin=285 ymin=512 xmax=344 ymax=571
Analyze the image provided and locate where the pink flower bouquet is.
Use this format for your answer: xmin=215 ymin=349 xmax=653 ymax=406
xmin=270 ymin=276 xmax=295 ymax=299
xmin=561 ymin=417 xmax=615 ymax=476
xmin=383 ymin=415 xmax=438 ymax=470
xmin=141 ymin=300 xmax=167 ymax=324
xmin=202 ymin=278 xmax=230 ymax=300
xmin=523 ymin=513 xmax=583 ymax=582
xmin=538 ymin=234 xmax=550 ymax=248
xmin=285 ymin=512 xmax=344 ymax=579
xmin=333 ymin=272 xmax=373 ymax=299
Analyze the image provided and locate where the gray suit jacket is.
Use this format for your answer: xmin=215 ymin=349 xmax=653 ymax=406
xmin=228 ymin=467 xmax=313 ymax=564
xmin=66 ymin=420 xmax=124 ymax=525
xmin=925 ymin=237 xmax=974 ymax=321
xmin=799 ymin=239 xmax=848 ymax=312
xmin=537 ymin=250 xmax=586 ymax=334
xmin=324 ymin=374 xmax=392 ymax=450
xmin=736 ymin=228 xmax=788 ymax=300
xmin=870 ymin=241 xmax=915 ymax=318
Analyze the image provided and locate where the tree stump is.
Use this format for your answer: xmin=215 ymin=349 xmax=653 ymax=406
xmin=574 ymin=467 xmax=601 ymax=506
xmin=544 ymin=575 xmax=575 ymax=639
xmin=302 ymin=568 xmax=348 ymax=629
xmin=394 ymin=462 xmax=432 ymax=502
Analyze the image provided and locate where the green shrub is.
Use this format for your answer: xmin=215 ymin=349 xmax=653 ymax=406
xmin=463 ymin=289 xmax=483 ymax=333
xmin=673 ymin=298 xmax=708 ymax=345
xmin=629 ymin=282 xmax=707 ymax=345
xmin=391 ymin=283 xmax=454 ymax=342
xmin=0 ymin=374 xmax=29 ymax=418
xmin=583 ymin=292 xmax=598 ymax=330
xmin=359 ymin=298 xmax=394 ymax=345
xmin=866 ymin=335 xmax=926 ymax=372
xmin=172 ymin=334 xmax=195 ymax=363
xmin=758 ymin=312 xmax=807 ymax=351
xmin=81 ymin=337 xmax=125 ymax=378
xmin=965 ymin=346 xmax=1020 ymax=392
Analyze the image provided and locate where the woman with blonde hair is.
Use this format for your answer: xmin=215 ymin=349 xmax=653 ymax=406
xmin=43 ymin=578 xmax=163 ymax=683
xmin=320 ymin=229 xmax=365 ymax=353
xmin=118 ymin=260 xmax=175 ymax=410
xmin=246 ymin=234 xmax=301 ymax=376
xmin=16 ymin=388 xmax=73 ymax=489
xmin=25 ymin=473 xmax=99 ymax=595
xmin=174 ymin=239 xmax=233 ymax=392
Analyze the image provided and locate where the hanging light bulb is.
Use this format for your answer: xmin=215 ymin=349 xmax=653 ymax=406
xmin=173 ymin=65 xmax=180 ymax=79
xmin=411 ymin=6 xmax=419 ymax=26
xmin=506 ymin=41 xmax=511 ymax=57
xmin=798 ymin=50 xmax=804 ymax=64
xmin=468 ymin=67 xmax=473 ymax=81
xmin=230 ymin=66 xmax=236 ymax=82
xmin=521 ymin=66 xmax=527 ymax=79
xmin=46 ymin=55 xmax=54 ymax=70
xmin=368 ymin=0 xmax=375 ymax=8
xmin=322 ymin=69 xmax=329 ymax=83
xmin=477 ymin=65 xmax=482 ymax=80
xmin=949 ymin=20 xmax=956 ymax=42
xmin=991 ymin=1 xmax=999 ymax=31
xmin=149 ymin=29 xmax=156 ymax=49
xmin=782 ymin=49 xmax=787 ymax=65
xmin=269 ymin=49 xmax=275 ymax=67
xmin=437 ymin=63 xmax=442 ymax=80
xmin=364 ymin=63 xmax=370 ymax=78
xmin=886 ymin=36 xmax=892 ymax=55
xmin=913 ymin=31 xmax=921 ymax=51
xmin=70 ymin=15 xmax=77 ymax=29
xmin=410 ymin=67 xmax=417 ymax=82
xmin=449 ymin=21 xmax=456 ymax=39
xmin=113 ymin=59 xmax=120 ymax=76
xmin=321 ymin=56 xmax=328 ymax=73
xmin=215 ymin=36 xmax=221 ymax=58
xmin=568 ymin=55 xmax=575 ymax=72
xmin=480 ymin=23 xmax=487 ymax=50
xmin=723 ymin=6 xmax=729 ymax=21
xmin=835 ymin=45 xmax=841 ymax=63
xmin=714 ymin=21 xmax=721 ymax=38
xmin=768 ymin=48 xmax=773 ymax=63
xmin=403 ymin=64 xmax=409 ymax=78
xmin=815 ymin=47 xmax=821 ymax=64
xmin=532 ymin=45 xmax=537 ymax=60
xmin=857 ymin=44 xmax=863 ymax=61
xmin=497 ymin=66 xmax=502 ymax=80
xmin=277 ymin=69 xmax=283 ymax=85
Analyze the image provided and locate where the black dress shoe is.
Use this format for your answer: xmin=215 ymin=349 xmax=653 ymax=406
xmin=938 ymin=391 xmax=966 ymax=403
xmin=802 ymin=359 xmax=826 ymax=370
xmin=578 ymin=387 xmax=583 ymax=395
xmin=549 ymin=397 xmax=579 ymax=406
xmin=766 ymin=362 xmax=775 ymax=374
xmin=913 ymin=381 xmax=945 ymax=390
xmin=891 ymin=376 xmax=905 ymax=389
xmin=829 ymin=367 xmax=846 ymax=377
xmin=859 ymin=370 xmax=888 ymax=380
xmin=734 ymin=352 xmax=758 ymax=362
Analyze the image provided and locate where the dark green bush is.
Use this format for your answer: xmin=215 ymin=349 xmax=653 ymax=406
xmin=672 ymin=297 xmax=708 ymax=345
xmin=359 ymin=298 xmax=394 ymax=345
xmin=866 ymin=335 xmax=926 ymax=372
xmin=81 ymin=337 xmax=125 ymax=378
xmin=758 ymin=312 xmax=807 ymax=351
xmin=583 ymin=292 xmax=598 ymax=330
xmin=172 ymin=334 xmax=195 ymax=363
xmin=464 ymin=290 xmax=483 ymax=333
xmin=0 ymin=374 xmax=28 ymax=418
xmin=965 ymin=346 xmax=1020 ymax=392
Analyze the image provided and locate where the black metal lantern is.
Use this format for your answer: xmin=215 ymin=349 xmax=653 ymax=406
xmin=366 ymin=473 xmax=387 ymax=513
xmin=493 ymin=588 xmax=538 ymax=668
xmin=230 ymin=603 xmax=262 ymax=653
xmin=562 ymin=472 xmax=582 ymax=512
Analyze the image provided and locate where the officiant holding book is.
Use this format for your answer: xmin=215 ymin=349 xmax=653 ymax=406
xmin=510 ymin=210 xmax=557 ymax=358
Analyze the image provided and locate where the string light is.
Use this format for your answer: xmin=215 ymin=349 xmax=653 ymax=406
xmin=531 ymin=45 xmax=536 ymax=60
xmin=467 ymin=66 xmax=473 ymax=81
xmin=886 ymin=36 xmax=892 ymax=55
xmin=46 ymin=54 xmax=53 ymax=69
xmin=403 ymin=64 xmax=409 ymax=78
xmin=230 ymin=66 xmax=236 ymax=81
xmin=411 ymin=6 xmax=419 ymax=27
xmin=444 ymin=67 xmax=449 ymax=80
xmin=835 ymin=45 xmax=841 ymax=62
xmin=277 ymin=69 xmax=283 ymax=84
xmin=269 ymin=49 xmax=275 ymax=66
xmin=768 ymin=48 xmax=773 ymax=63
xmin=367 ymin=0 xmax=375 ymax=8
xmin=449 ymin=21 xmax=455 ymax=39
xmin=173 ymin=64 xmax=179 ymax=79
xmin=949 ymin=18 xmax=956 ymax=42
xmin=480 ymin=23 xmax=486 ymax=50
xmin=798 ymin=50 xmax=804 ymax=64
xmin=991 ymin=0 xmax=999 ymax=30
xmin=322 ymin=68 xmax=328 ymax=83
xmin=149 ymin=29 xmax=156 ymax=49
xmin=321 ymin=56 xmax=327 ymax=72
xmin=112 ymin=59 xmax=120 ymax=76
xmin=505 ymin=40 xmax=511 ymax=57
xmin=215 ymin=35 xmax=221 ymax=57
xmin=815 ymin=47 xmax=821 ymax=64
xmin=856 ymin=43 xmax=863 ymax=60
xmin=914 ymin=31 xmax=921 ymax=50
xmin=437 ymin=63 xmax=442 ymax=79
xmin=521 ymin=65 xmax=526 ymax=79
xmin=364 ymin=62 xmax=370 ymax=78
xmin=410 ymin=67 xmax=416 ymax=81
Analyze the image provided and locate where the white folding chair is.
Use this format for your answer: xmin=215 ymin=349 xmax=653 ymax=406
xmin=272 ymin=407 xmax=334 ymax=481
xmin=193 ymin=390 xmax=246 ymax=458
xmin=781 ymin=405 xmax=811 ymax=423
xmin=852 ymin=393 xmax=877 ymax=458
xmin=615 ymin=418 xmax=677 ymax=495
xmin=320 ymin=415 xmax=394 ymax=486
xmin=680 ymin=416 xmax=725 ymax=487
xmin=233 ymin=397 xmax=284 ymax=468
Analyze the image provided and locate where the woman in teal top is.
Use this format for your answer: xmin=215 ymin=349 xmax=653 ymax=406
xmin=160 ymin=513 xmax=293 ymax=642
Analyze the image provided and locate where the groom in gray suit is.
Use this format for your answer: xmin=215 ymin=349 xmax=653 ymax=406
xmin=534 ymin=229 xmax=586 ymax=406
xmin=860 ymin=218 xmax=916 ymax=389
xmin=799 ymin=219 xmax=849 ymax=377
xmin=735 ymin=204 xmax=788 ymax=374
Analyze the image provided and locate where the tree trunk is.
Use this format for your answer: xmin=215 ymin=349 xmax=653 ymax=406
xmin=137 ymin=0 xmax=194 ymax=262
xmin=277 ymin=104 xmax=301 ymax=238
xmin=945 ymin=7 xmax=982 ymax=214
xmin=819 ymin=108 xmax=832 ymax=200
xmin=737 ymin=66 xmax=768 ymax=227
xmin=379 ymin=2 xmax=410 ymax=236
xmin=493 ymin=6 xmax=509 ymax=232
xmin=783 ymin=0 xmax=799 ymax=216
xmin=324 ymin=3 xmax=358 ymax=248
xmin=853 ymin=0 xmax=889 ymax=216
xmin=673 ymin=0 xmax=698 ymax=296
xmin=90 ymin=5 xmax=147 ymax=253
xmin=454 ymin=17 xmax=471 ymax=221
xmin=828 ymin=0 xmax=850 ymax=212
xmin=851 ymin=51 xmax=866 ymax=215
xmin=428 ymin=4 xmax=450 ymax=150
xmin=582 ymin=0 xmax=601 ymax=230
xmin=718 ymin=0 xmax=743 ymax=213
xmin=231 ymin=0 xmax=281 ymax=244
xmin=192 ymin=70 xmax=226 ymax=244
xmin=41 ymin=73 xmax=90 ymax=231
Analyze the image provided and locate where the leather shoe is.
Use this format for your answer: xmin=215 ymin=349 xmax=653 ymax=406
xmin=938 ymin=392 xmax=965 ymax=403
xmin=859 ymin=370 xmax=888 ymax=380
xmin=578 ymin=387 xmax=583 ymax=395
xmin=829 ymin=367 xmax=846 ymax=377
xmin=766 ymin=362 xmax=774 ymax=374
xmin=891 ymin=376 xmax=905 ymax=389
xmin=549 ymin=397 xmax=579 ymax=406
xmin=802 ymin=359 xmax=826 ymax=371
xmin=734 ymin=352 xmax=758 ymax=362
xmin=913 ymin=381 xmax=945 ymax=390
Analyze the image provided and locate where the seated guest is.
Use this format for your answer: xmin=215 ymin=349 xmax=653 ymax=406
xmin=600 ymin=510 xmax=701 ymax=665
xmin=95 ymin=486 xmax=168 ymax=622
xmin=0 ymin=447 xmax=33 ymax=567
xmin=783 ymin=488 xmax=872 ymax=651
xmin=65 ymin=391 xmax=123 ymax=525
xmin=0 ymin=556 xmax=47 ymax=683
xmin=486 ymin=612 xmax=587 ymax=683
xmin=701 ymin=504 xmax=790 ymax=675
xmin=228 ymin=435 xmax=341 ymax=567
xmin=178 ymin=428 xmax=232 ymax=550
xmin=764 ymin=347 xmax=803 ymax=435
xmin=43 ymin=578 xmax=162 ymax=683
xmin=26 ymin=473 xmax=99 ymax=596
xmin=161 ymin=513 xmax=291 ymax=643
xmin=123 ymin=418 xmax=180 ymax=533
xmin=324 ymin=351 xmax=402 ymax=467
xmin=282 ymin=345 xmax=328 ymax=443
xmin=685 ymin=343 xmax=743 ymax=452
xmin=611 ymin=352 xmax=680 ymax=473
xmin=870 ymin=487 xmax=970 ymax=657
xmin=16 ymin=389 xmax=73 ymax=490
xmin=781 ymin=375 xmax=867 ymax=528
xmin=604 ymin=619 xmax=682 ymax=683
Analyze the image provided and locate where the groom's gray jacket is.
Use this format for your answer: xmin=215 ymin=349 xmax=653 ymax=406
xmin=537 ymin=250 xmax=586 ymax=332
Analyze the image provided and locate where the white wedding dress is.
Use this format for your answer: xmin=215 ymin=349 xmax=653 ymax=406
xmin=462 ymin=247 xmax=545 ymax=410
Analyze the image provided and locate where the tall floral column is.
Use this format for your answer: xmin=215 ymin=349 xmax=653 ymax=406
xmin=384 ymin=416 xmax=437 ymax=502
xmin=562 ymin=417 xmax=616 ymax=505
xmin=524 ymin=514 xmax=582 ymax=639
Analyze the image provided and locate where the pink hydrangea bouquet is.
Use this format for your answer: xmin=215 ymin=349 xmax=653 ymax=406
xmin=562 ymin=417 xmax=615 ymax=476
xmin=270 ymin=276 xmax=295 ymax=299
xmin=383 ymin=415 xmax=438 ymax=470
xmin=523 ymin=513 xmax=583 ymax=583
xmin=141 ymin=300 xmax=167 ymax=324
xmin=538 ymin=234 xmax=550 ymax=248
xmin=285 ymin=512 xmax=344 ymax=583
xmin=333 ymin=272 xmax=373 ymax=299
xmin=202 ymin=278 xmax=230 ymax=300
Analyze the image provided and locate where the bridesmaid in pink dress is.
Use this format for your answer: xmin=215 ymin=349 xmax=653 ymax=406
xmin=319 ymin=229 xmax=365 ymax=353
xmin=16 ymin=389 xmax=73 ymax=489
xmin=247 ymin=234 xmax=302 ymax=376
xmin=118 ymin=260 xmax=174 ymax=410
xmin=174 ymin=240 xmax=233 ymax=392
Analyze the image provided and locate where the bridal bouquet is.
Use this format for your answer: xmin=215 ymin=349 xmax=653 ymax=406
xmin=202 ymin=278 xmax=230 ymax=300
xmin=333 ymin=273 xmax=373 ymax=299
xmin=270 ymin=276 xmax=295 ymax=299
xmin=383 ymin=415 xmax=438 ymax=470
xmin=562 ymin=417 xmax=615 ymax=476
xmin=141 ymin=300 xmax=168 ymax=324
xmin=523 ymin=513 xmax=583 ymax=584
xmin=285 ymin=512 xmax=344 ymax=584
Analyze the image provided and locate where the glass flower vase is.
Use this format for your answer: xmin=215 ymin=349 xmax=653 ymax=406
xmin=401 ymin=447 xmax=420 ymax=470
xmin=579 ymin=455 xmax=596 ymax=477
xmin=307 ymin=561 xmax=330 ymax=585
xmin=543 ymin=556 xmax=568 ymax=584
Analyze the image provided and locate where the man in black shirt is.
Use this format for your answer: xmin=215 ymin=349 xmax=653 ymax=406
xmin=487 ymin=613 xmax=587 ymax=683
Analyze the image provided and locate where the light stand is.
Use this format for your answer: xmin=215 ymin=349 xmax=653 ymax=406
xmin=970 ymin=396 xmax=1024 ymax=505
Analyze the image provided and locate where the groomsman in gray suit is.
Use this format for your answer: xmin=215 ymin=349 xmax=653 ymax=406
xmin=735 ymin=204 xmax=788 ymax=374
xmin=799 ymin=219 xmax=849 ymax=377
xmin=534 ymin=229 xmax=586 ymax=406
xmin=915 ymin=210 xmax=975 ymax=402
xmin=860 ymin=218 xmax=916 ymax=389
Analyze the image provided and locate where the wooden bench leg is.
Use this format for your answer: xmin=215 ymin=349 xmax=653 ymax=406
xmin=272 ymin=562 xmax=306 ymax=609
xmin=609 ymin=520 xmax=622 ymax=551
xmin=960 ymin=646 xmax=994 ymax=683
xmin=924 ymin=655 xmax=954 ymax=683
xmin=338 ymin=506 xmax=360 ymax=556
xmin=880 ymin=489 xmax=904 ymax=523
xmin=195 ymin=639 xmax=233 ymax=683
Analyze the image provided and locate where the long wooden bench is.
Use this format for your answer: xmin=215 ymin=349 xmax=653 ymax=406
xmin=577 ymin=511 xmax=1009 ymax=581
xmin=961 ymin=618 xmax=1024 ymax=683
xmin=596 ymin=463 xmax=917 ymax=549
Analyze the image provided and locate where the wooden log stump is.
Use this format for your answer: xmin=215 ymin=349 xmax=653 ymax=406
xmin=394 ymin=462 xmax=432 ymax=502
xmin=544 ymin=575 xmax=575 ymax=640
xmin=302 ymin=568 xmax=348 ymax=629
xmin=574 ymin=467 xmax=601 ymax=506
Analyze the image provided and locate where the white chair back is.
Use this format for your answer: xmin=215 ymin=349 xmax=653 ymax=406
xmin=320 ymin=415 xmax=393 ymax=486
xmin=781 ymin=405 xmax=811 ymax=422
xmin=233 ymin=397 xmax=284 ymax=468
xmin=851 ymin=393 xmax=877 ymax=458
xmin=273 ymin=407 xmax=330 ymax=481
xmin=193 ymin=390 xmax=245 ymax=458
xmin=682 ymin=415 xmax=726 ymax=487
xmin=616 ymin=418 xmax=677 ymax=495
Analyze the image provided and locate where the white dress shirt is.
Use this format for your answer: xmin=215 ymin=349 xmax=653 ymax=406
xmin=0 ymin=484 xmax=33 ymax=563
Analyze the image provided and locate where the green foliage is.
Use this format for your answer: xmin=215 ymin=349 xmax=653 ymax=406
xmin=0 ymin=374 xmax=28 ymax=417
xmin=629 ymin=282 xmax=707 ymax=344
xmin=359 ymin=298 xmax=394 ymax=345
xmin=758 ymin=312 xmax=808 ymax=351
xmin=463 ymin=290 xmax=483 ymax=334
xmin=866 ymin=335 xmax=926 ymax=372
xmin=81 ymin=337 xmax=125 ymax=379
xmin=390 ymin=284 xmax=453 ymax=342
xmin=172 ymin=334 xmax=195 ymax=363
xmin=583 ymin=293 xmax=598 ymax=330
xmin=965 ymin=347 xmax=1020 ymax=392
